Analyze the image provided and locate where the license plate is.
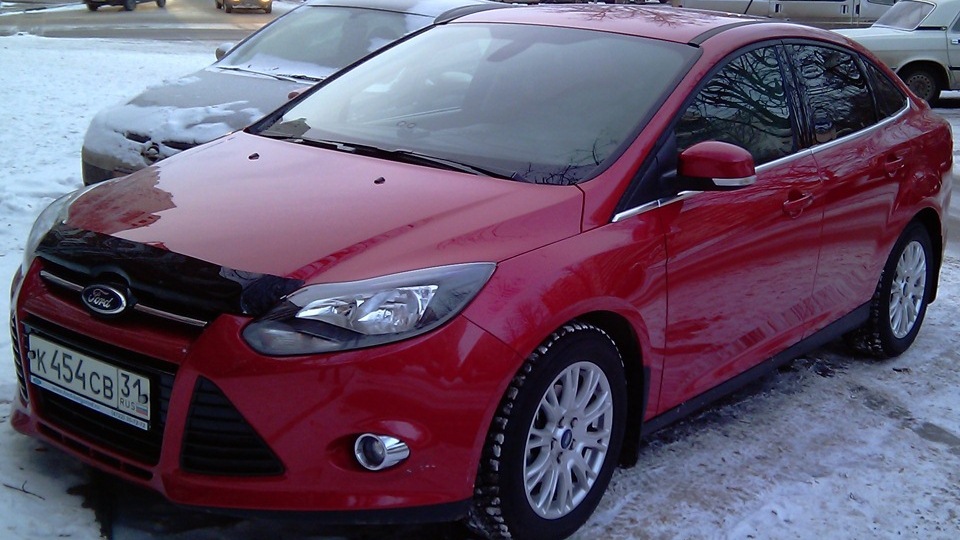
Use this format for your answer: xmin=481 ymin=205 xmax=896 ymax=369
xmin=27 ymin=335 xmax=151 ymax=431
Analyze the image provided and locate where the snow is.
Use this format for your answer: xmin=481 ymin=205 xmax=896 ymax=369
xmin=1 ymin=32 xmax=960 ymax=540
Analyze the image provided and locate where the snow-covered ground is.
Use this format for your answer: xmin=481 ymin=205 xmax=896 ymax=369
xmin=1 ymin=33 xmax=959 ymax=540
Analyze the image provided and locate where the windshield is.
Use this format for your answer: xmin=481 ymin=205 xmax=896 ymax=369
xmin=256 ymin=23 xmax=694 ymax=185
xmin=218 ymin=6 xmax=432 ymax=81
xmin=873 ymin=0 xmax=934 ymax=30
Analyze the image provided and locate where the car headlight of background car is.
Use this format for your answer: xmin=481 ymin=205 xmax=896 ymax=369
xmin=243 ymin=262 xmax=495 ymax=356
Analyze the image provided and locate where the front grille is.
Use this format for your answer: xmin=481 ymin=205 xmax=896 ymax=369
xmin=10 ymin=315 xmax=28 ymax=403
xmin=181 ymin=377 xmax=284 ymax=476
xmin=24 ymin=319 xmax=177 ymax=466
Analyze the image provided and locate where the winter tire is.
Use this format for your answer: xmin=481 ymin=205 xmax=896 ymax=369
xmin=848 ymin=222 xmax=933 ymax=358
xmin=468 ymin=322 xmax=627 ymax=540
xmin=85 ymin=1 xmax=99 ymax=10
xmin=122 ymin=0 xmax=136 ymax=11
xmin=156 ymin=0 xmax=165 ymax=7
xmin=225 ymin=2 xmax=233 ymax=13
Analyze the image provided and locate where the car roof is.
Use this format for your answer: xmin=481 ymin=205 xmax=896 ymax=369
xmin=451 ymin=4 xmax=807 ymax=45
xmin=303 ymin=0 xmax=500 ymax=18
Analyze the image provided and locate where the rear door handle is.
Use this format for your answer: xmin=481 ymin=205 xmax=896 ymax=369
xmin=884 ymin=154 xmax=905 ymax=176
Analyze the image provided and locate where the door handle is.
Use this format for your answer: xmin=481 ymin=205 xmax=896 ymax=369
xmin=951 ymin=38 xmax=960 ymax=45
xmin=884 ymin=154 xmax=905 ymax=176
xmin=782 ymin=192 xmax=814 ymax=218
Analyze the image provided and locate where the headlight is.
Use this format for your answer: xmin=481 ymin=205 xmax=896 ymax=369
xmin=21 ymin=185 xmax=97 ymax=275
xmin=242 ymin=263 xmax=495 ymax=356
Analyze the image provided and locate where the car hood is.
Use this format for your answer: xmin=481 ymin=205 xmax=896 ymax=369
xmin=82 ymin=67 xmax=312 ymax=171
xmin=63 ymin=132 xmax=585 ymax=283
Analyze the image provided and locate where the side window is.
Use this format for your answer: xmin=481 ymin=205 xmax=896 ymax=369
xmin=789 ymin=44 xmax=877 ymax=144
xmin=675 ymin=46 xmax=795 ymax=166
xmin=864 ymin=61 xmax=907 ymax=119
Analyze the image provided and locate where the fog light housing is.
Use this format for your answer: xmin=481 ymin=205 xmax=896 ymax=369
xmin=354 ymin=434 xmax=409 ymax=471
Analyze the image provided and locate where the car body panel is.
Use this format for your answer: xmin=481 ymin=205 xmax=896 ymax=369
xmin=70 ymin=132 xmax=584 ymax=281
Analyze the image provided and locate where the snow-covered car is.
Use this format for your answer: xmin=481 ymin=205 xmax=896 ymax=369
xmin=216 ymin=0 xmax=272 ymax=14
xmin=835 ymin=0 xmax=960 ymax=102
xmin=80 ymin=0 xmax=502 ymax=185
xmin=85 ymin=0 xmax=164 ymax=11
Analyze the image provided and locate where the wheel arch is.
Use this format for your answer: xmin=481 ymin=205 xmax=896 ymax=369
xmin=576 ymin=311 xmax=646 ymax=468
xmin=911 ymin=207 xmax=943 ymax=303
xmin=897 ymin=61 xmax=949 ymax=92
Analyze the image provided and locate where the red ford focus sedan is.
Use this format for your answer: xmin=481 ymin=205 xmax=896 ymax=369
xmin=9 ymin=4 xmax=952 ymax=539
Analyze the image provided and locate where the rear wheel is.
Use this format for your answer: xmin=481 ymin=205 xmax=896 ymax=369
xmin=847 ymin=223 xmax=933 ymax=358
xmin=224 ymin=2 xmax=233 ymax=12
xmin=468 ymin=322 xmax=626 ymax=540
xmin=85 ymin=1 xmax=99 ymax=10
xmin=900 ymin=67 xmax=940 ymax=104
xmin=156 ymin=0 xmax=165 ymax=7
xmin=122 ymin=0 xmax=136 ymax=10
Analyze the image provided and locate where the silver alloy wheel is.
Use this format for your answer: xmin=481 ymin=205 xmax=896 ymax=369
xmin=523 ymin=361 xmax=614 ymax=519
xmin=889 ymin=240 xmax=927 ymax=339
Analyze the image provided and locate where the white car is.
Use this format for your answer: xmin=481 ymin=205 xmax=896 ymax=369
xmin=836 ymin=0 xmax=960 ymax=102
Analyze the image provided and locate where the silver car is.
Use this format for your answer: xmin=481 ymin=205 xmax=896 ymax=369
xmin=81 ymin=0 xmax=500 ymax=184
xmin=836 ymin=0 xmax=960 ymax=103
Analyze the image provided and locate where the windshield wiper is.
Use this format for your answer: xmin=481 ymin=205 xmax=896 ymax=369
xmin=218 ymin=66 xmax=301 ymax=83
xmin=276 ymin=73 xmax=325 ymax=83
xmin=256 ymin=135 xmax=519 ymax=180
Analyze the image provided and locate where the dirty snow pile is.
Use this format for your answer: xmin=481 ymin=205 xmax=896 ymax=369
xmin=1 ymin=33 xmax=960 ymax=540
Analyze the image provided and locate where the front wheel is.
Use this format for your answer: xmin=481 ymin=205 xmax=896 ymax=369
xmin=468 ymin=322 xmax=627 ymax=540
xmin=847 ymin=223 xmax=934 ymax=358
xmin=122 ymin=0 xmax=136 ymax=10
xmin=156 ymin=0 xmax=166 ymax=7
xmin=85 ymin=1 xmax=99 ymax=10
xmin=900 ymin=67 xmax=940 ymax=104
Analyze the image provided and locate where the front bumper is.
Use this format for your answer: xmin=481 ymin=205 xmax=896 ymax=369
xmin=10 ymin=264 xmax=520 ymax=516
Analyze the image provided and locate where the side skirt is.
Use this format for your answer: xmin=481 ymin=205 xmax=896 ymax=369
xmin=639 ymin=303 xmax=870 ymax=439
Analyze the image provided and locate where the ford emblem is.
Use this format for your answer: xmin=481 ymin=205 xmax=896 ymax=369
xmin=81 ymin=284 xmax=128 ymax=316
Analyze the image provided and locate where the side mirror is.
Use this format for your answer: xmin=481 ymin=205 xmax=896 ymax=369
xmin=215 ymin=42 xmax=235 ymax=61
xmin=677 ymin=141 xmax=756 ymax=192
xmin=287 ymin=89 xmax=303 ymax=100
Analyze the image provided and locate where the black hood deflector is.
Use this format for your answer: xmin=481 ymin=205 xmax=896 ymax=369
xmin=37 ymin=227 xmax=303 ymax=319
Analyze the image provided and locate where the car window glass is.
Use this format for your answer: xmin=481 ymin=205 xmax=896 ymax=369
xmin=262 ymin=23 xmax=696 ymax=185
xmin=951 ymin=14 xmax=960 ymax=33
xmin=675 ymin=46 xmax=795 ymax=165
xmin=865 ymin=62 xmax=907 ymax=119
xmin=221 ymin=7 xmax=431 ymax=80
xmin=789 ymin=45 xmax=877 ymax=144
xmin=873 ymin=0 xmax=934 ymax=30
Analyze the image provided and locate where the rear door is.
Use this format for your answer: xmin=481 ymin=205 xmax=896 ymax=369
xmin=784 ymin=43 xmax=912 ymax=333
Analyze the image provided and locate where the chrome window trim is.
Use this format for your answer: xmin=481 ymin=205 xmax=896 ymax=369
xmin=808 ymin=102 xmax=908 ymax=157
xmin=611 ymin=98 xmax=908 ymax=224
xmin=39 ymin=270 xmax=209 ymax=328
xmin=612 ymin=148 xmax=816 ymax=223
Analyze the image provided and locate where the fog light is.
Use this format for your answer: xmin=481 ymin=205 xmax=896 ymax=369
xmin=354 ymin=434 xmax=409 ymax=471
